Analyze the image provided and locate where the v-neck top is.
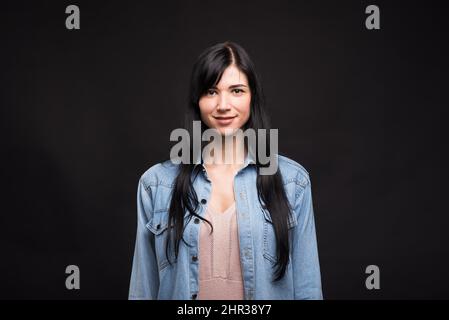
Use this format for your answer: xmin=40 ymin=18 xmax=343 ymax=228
xmin=197 ymin=202 xmax=244 ymax=300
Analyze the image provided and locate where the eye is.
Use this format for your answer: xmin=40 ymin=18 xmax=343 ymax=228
xmin=206 ymin=89 xmax=217 ymax=96
xmin=232 ymin=88 xmax=245 ymax=95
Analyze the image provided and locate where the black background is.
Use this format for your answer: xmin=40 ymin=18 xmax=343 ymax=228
xmin=1 ymin=0 xmax=448 ymax=299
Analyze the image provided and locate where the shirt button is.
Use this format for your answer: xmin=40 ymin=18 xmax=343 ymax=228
xmin=191 ymin=293 xmax=197 ymax=300
xmin=192 ymin=255 xmax=198 ymax=262
xmin=194 ymin=218 xmax=200 ymax=224
xmin=201 ymin=199 xmax=207 ymax=204
xmin=156 ymin=224 xmax=161 ymax=230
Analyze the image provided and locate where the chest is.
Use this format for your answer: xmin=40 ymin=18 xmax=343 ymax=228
xmin=205 ymin=168 xmax=238 ymax=213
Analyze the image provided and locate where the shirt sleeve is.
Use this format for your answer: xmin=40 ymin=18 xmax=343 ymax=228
xmin=291 ymin=176 xmax=324 ymax=300
xmin=128 ymin=178 xmax=160 ymax=299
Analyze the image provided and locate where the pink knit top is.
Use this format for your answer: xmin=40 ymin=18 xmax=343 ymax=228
xmin=197 ymin=202 xmax=245 ymax=300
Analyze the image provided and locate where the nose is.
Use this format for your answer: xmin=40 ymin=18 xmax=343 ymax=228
xmin=217 ymin=93 xmax=231 ymax=112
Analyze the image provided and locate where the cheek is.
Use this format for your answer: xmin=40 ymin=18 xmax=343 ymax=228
xmin=199 ymin=98 xmax=212 ymax=114
xmin=235 ymin=96 xmax=251 ymax=120
xmin=198 ymin=98 xmax=215 ymax=124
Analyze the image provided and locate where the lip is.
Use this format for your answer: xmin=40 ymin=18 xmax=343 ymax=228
xmin=213 ymin=116 xmax=237 ymax=125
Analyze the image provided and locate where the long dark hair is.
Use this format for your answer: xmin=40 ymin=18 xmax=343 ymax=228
xmin=165 ymin=41 xmax=293 ymax=281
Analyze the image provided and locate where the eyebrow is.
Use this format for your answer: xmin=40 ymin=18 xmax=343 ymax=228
xmin=211 ymin=84 xmax=248 ymax=89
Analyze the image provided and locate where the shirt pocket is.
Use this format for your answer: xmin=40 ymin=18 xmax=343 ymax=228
xmin=261 ymin=204 xmax=298 ymax=265
xmin=145 ymin=208 xmax=177 ymax=271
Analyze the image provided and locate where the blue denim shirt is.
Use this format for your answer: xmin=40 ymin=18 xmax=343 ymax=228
xmin=129 ymin=154 xmax=323 ymax=300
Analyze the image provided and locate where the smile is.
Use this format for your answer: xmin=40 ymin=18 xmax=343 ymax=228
xmin=213 ymin=116 xmax=237 ymax=125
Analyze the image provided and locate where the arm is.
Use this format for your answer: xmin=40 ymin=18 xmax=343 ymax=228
xmin=128 ymin=178 xmax=159 ymax=299
xmin=291 ymin=178 xmax=324 ymax=300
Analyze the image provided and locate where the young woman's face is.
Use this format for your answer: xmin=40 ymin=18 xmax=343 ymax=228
xmin=199 ymin=64 xmax=251 ymax=135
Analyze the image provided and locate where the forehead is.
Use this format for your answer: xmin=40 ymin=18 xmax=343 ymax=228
xmin=215 ymin=65 xmax=248 ymax=87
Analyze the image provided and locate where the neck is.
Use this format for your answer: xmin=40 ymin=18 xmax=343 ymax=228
xmin=203 ymin=132 xmax=247 ymax=167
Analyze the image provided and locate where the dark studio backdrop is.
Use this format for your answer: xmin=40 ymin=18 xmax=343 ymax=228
xmin=1 ymin=0 xmax=448 ymax=299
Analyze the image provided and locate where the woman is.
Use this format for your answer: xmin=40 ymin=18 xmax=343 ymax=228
xmin=129 ymin=41 xmax=323 ymax=300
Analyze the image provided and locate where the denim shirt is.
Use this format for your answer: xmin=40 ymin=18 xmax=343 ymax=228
xmin=128 ymin=154 xmax=323 ymax=300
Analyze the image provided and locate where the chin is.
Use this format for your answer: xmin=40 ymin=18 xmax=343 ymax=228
xmin=218 ymin=127 xmax=239 ymax=136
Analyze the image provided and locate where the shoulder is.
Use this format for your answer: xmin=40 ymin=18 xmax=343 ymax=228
xmin=277 ymin=154 xmax=311 ymax=188
xmin=139 ymin=159 xmax=180 ymax=189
